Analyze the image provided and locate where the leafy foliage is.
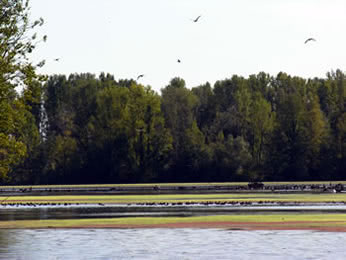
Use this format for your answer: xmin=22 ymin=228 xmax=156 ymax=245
xmin=0 ymin=0 xmax=45 ymax=181
xmin=5 ymin=68 xmax=345 ymax=184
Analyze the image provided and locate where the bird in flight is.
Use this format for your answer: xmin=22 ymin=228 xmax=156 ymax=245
xmin=304 ymin=38 xmax=316 ymax=44
xmin=137 ymin=74 xmax=144 ymax=80
xmin=192 ymin=15 xmax=201 ymax=23
xmin=54 ymin=58 xmax=60 ymax=61
xmin=177 ymin=59 xmax=181 ymax=63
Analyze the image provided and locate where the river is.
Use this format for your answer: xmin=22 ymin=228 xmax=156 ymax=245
xmin=0 ymin=228 xmax=345 ymax=259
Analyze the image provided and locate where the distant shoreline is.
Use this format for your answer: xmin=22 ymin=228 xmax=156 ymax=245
xmin=0 ymin=181 xmax=345 ymax=195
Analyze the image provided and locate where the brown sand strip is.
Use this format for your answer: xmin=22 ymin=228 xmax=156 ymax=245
xmin=45 ymin=221 xmax=346 ymax=232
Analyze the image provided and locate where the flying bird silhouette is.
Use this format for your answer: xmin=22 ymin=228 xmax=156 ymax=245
xmin=192 ymin=15 xmax=201 ymax=23
xmin=177 ymin=59 xmax=181 ymax=63
xmin=137 ymin=74 xmax=144 ymax=80
xmin=304 ymin=38 xmax=316 ymax=44
xmin=54 ymin=58 xmax=60 ymax=61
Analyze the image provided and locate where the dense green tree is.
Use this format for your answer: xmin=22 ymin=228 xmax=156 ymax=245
xmin=0 ymin=0 xmax=45 ymax=180
xmin=192 ymin=82 xmax=216 ymax=137
xmin=304 ymin=93 xmax=329 ymax=175
xmin=270 ymin=91 xmax=309 ymax=180
xmin=249 ymin=92 xmax=275 ymax=168
xmin=209 ymin=134 xmax=252 ymax=181
xmin=213 ymin=76 xmax=244 ymax=113
xmin=7 ymin=68 xmax=346 ymax=184
xmin=334 ymin=112 xmax=346 ymax=178
xmin=42 ymin=135 xmax=79 ymax=183
xmin=181 ymin=120 xmax=211 ymax=180
xmin=80 ymin=81 xmax=173 ymax=183
xmin=161 ymin=78 xmax=198 ymax=160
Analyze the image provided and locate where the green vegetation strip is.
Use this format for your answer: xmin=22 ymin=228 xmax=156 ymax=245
xmin=0 ymin=214 xmax=346 ymax=229
xmin=1 ymin=193 xmax=346 ymax=204
xmin=1 ymin=181 xmax=346 ymax=189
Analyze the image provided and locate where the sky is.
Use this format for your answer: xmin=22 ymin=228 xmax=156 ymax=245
xmin=29 ymin=0 xmax=346 ymax=92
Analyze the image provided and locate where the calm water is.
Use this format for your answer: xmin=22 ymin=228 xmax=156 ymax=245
xmin=0 ymin=229 xmax=345 ymax=259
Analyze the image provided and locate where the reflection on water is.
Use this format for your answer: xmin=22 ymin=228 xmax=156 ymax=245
xmin=0 ymin=229 xmax=345 ymax=259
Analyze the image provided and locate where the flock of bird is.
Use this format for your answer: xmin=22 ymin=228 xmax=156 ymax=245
xmin=136 ymin=15 xmax=204 ymax=81
xmin=135 ymin=14 xmax=317 ymax=82
xmin=51 ymin=14 xmax=317 ymax=83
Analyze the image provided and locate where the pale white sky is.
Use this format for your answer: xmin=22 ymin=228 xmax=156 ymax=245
xmin=30 ymin=0 xmax=346 ymax=92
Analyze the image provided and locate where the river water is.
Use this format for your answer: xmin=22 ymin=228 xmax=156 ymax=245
xmin=0 ymin=229 xmax=345 ymax=259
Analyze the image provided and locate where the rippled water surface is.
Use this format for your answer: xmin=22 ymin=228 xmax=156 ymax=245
xmin=0 ymin=229 xmax=345 ymax=259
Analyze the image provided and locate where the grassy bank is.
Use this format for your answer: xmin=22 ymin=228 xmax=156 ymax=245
xmin=0 ymin=214 xmax=345 ymax=229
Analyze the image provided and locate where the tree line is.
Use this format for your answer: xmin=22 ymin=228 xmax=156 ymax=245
xmin=5 ymin=70 xmax=345 ymax=184
xmin=1 ymin=0 xmax=345 ymax=184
